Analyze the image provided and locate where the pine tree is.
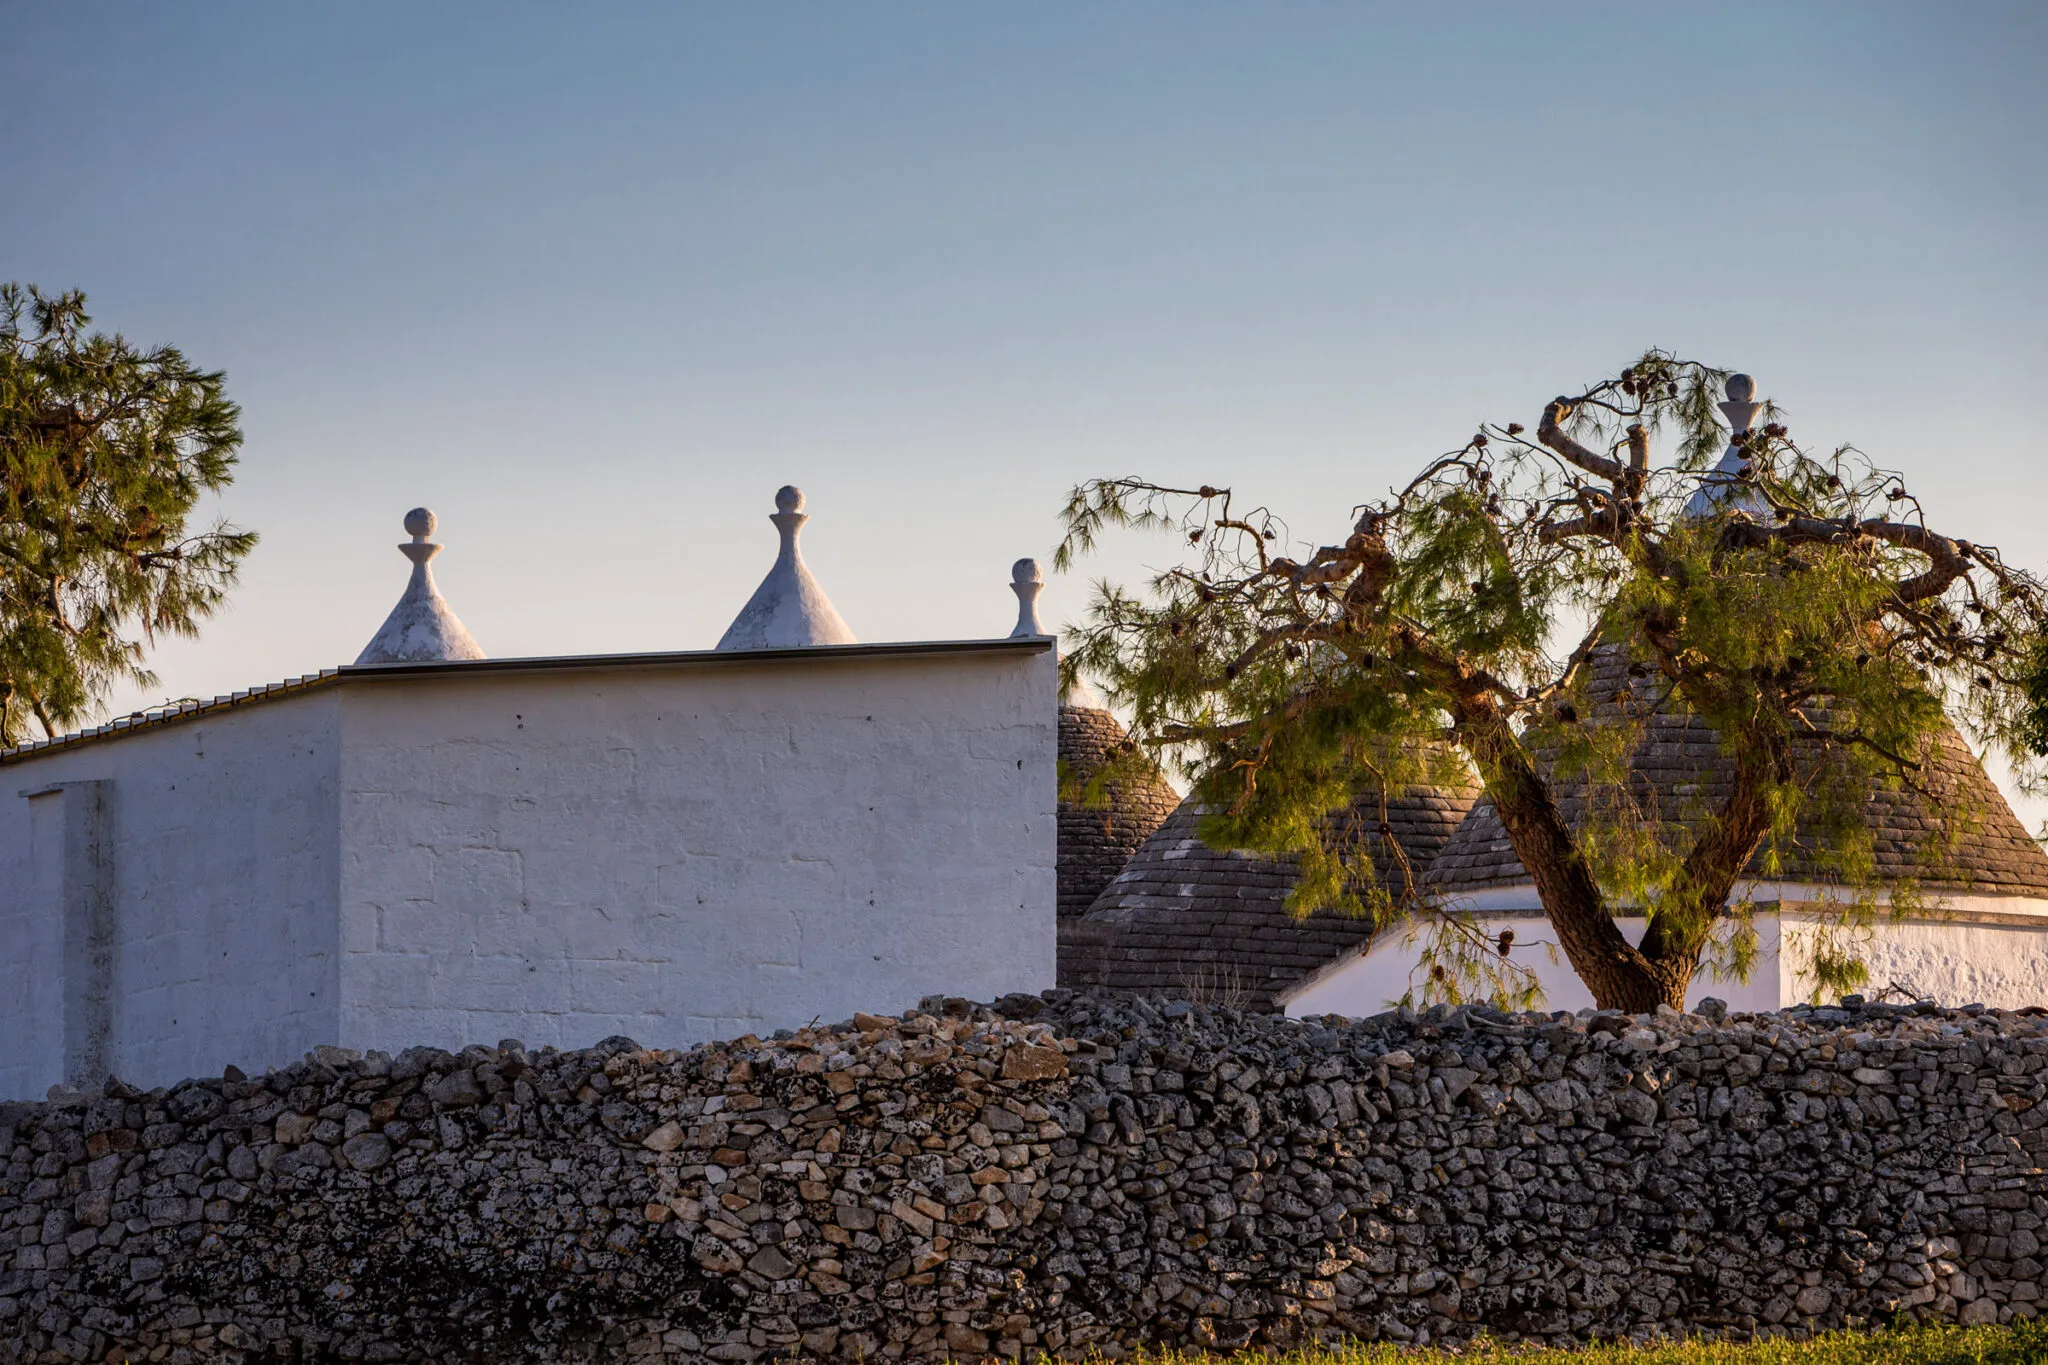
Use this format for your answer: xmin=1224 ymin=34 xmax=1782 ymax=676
xmin=0 ymin=284 xmax=256 ymax=747
xmin=1057 ymin=353 xmax=2048 ymax=1011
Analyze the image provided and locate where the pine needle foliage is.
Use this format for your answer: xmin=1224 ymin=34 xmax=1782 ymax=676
xmin=0 ymin=284 xmax=256 ymax=747
xmin=1056 ymin=353 xmax=2048 ymax=1012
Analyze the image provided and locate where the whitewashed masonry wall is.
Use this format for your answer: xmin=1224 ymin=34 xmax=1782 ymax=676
xmin=0 ymin=641 xmax=1058 ymax=1100
xmin=336 ymin=647 xmax=1058 ymax=1054
xmin=0 ymin=698 xmax=343 ymax=1103
xmin=1284 ymin=899 xmax=2048 ymax=1017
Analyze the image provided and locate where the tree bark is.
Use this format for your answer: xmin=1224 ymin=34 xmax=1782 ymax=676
xmin=1453 ymin=700 xmax=1680 ymax=1011
xmin=1636 ymin=738 xmax=1783 ymax=979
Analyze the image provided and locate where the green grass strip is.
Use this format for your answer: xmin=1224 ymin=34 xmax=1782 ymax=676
xmin=1094 ymin=1319 xmax=2048 ymax=1365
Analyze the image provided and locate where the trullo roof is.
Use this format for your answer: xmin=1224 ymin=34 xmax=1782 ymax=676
xmin=1056 ymin=705 xmax=1180 ymax=918
xmin=1431 ymin=373 xmax=2048 ymax=900
xmin=1425 ymin=646 xmax=2048 ymax=898
xmin=1061 ymin=767 xmax=1481 ymax=1011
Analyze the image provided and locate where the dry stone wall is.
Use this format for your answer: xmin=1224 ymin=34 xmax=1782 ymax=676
xmin=3 ymin=992 xmax=2047 ymax=1364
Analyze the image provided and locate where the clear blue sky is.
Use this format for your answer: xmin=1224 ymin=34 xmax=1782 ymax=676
xmin=7 ymin=2 xmax=2046 ymax=809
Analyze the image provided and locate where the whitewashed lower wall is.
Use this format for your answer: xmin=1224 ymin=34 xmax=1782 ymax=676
xmin=1284 ymin=895 xmax=2048 ymax=1016
xmin=1282 ymin=913 xmax=1783 ymax=1017
xmin=0 ymin=698 xmax=342 ymax=1100
xmin=1779 ymin=908 xmax=2048 ymax=1009
xmin=335 ymin=648 xmax=1058 ymax=1055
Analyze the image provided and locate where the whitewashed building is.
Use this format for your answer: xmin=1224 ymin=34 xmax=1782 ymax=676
xmin=0 ymin=491 xmax=1059 ymax=1100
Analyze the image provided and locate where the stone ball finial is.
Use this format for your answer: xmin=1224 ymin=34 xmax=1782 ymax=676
xmin=404 ymin=507 xmax=437 ymax=540
xmin=1725 ymin=374 xmax=1756 ymax=404
xmin=1012 ymin=558 xmax=1045 ymax=586
xmin=775 ymin=486 xmax=804 ymax=514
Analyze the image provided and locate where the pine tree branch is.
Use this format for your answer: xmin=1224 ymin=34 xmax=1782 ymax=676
xmin=1537 ymin=398 xmax=1629 ymax=484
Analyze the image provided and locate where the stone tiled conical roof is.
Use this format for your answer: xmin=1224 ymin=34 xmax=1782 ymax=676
xmin=1057 ymin=706 xmax=1180 ymax=917
xmin=1426 ymin=645 xmax=2048 ymax=897
xmin=1061 ymin=767 xmax=1481 ymax=1010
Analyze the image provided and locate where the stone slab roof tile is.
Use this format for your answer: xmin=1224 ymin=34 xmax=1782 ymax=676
xmin=1425 ymin=645 xmax=2048 ymax=897
xmin=1056 ymin=706 xmax=1181 ymax=917
xmin=1060 ymin=768 xmax=1481 ymax=1011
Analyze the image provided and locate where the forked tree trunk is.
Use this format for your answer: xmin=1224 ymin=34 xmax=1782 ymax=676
xmin=1467 ymin=718 xmax=1780 ymax=1013
xmin=1483 ymin=770 xmax=1692 ymax=1012
xmin=1455 ymin=708 xmax=1677 ymax=1010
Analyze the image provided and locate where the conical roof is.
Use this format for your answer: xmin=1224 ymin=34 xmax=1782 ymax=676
xmin=1060 ymin=768 xmax=1481 ymax=1011
xmin=1057 ymin=705 xmax=1180 ymax=917
xmin=355 ymin=508 xmax=485 ymax=666
xmin=717 ymin=486 xmax=856 ymax=651
xmin=1426 ymin=645 xmax=2048 ymax=897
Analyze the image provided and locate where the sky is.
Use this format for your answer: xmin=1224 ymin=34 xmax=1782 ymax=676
xmin=6 ymin=2 xmax=2047 ymax=813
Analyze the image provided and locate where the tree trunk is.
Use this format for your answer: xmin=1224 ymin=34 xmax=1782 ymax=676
xmin=1470 ymin=708 xmax=1782 ymax=1013
xmin=1636 ymin=742 xmax=1782 ymax=994
xmin=1457 ymin=704 xmax=1684 ymax=1011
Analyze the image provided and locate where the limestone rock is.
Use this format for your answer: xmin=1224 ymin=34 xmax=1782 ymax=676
xmin=339 ymin=1133 xmax=392 ymax=1172
xmin=1000 ymin=1042 xmax=1067 ymax=1081
xmin=641 ymin=1121 xmax=686 ymax=1152
xmin=427 ymin=1069 xmax=484 ymax=1108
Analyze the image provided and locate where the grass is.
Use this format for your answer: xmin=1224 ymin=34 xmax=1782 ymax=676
xmin=1104 ymin=1320 xmax=2048 ymax=1365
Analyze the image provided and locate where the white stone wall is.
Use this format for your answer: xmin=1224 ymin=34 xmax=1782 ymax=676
xmin=0 ymin=638 xmax=1059 ymax=1097
xmin=0 ymin=697 xmax=342 ymax=1100
xmin=1284 ymin=896 xmax=2048 ymax=1016
xmin=1780 ymin=907 xmax=2048 ymax=1009
xmin=0 ymin=788 xmax=67 ymax=1097
xmin=335 ymin=647 xmax=1058 ymax=1055
xmin=1283 ymin=913 xmax=1783 ymax=1018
